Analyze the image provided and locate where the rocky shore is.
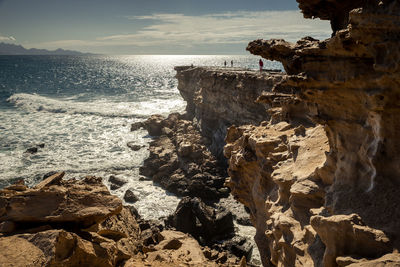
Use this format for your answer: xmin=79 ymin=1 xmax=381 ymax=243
xmin=2 ymin=1 xmax=400 ymax=266
xmin=0 ymin=172 xmax=249 ymax=266
xmin=171 ymin=1 xmax=400 ymax=266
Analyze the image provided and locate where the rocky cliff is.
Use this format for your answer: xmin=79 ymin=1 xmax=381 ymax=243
xmin=175 ymin=66 xmax=283 ymax=162
xmin=175 ymin=1 xmax=400 ymax=266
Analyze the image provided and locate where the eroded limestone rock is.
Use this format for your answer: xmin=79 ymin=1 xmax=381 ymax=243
xmin=139 ymin=113 xmax=229 ymax=200
xmin=0 ymin=175 xmax=122 ymax=229
xmin=222 ymin=0 xmax=400 ymax=266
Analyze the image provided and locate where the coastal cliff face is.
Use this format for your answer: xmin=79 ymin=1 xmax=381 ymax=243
xmin=176 ymin=1 xmax=400 ymax=266
xmin=175 ymin=66 xmax=283 ymax=161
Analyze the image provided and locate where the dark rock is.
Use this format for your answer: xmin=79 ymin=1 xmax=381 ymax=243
xmin=130 ymin=121 xmax=144 ymax=131
xmin=162 ymin=238 xmax=182 ymax=250
xmin=110 ymin=184 xmax=119 ymax=190
xmin=126 ymin=205 xmax=140 ymax=219
xmin=139 ymin=114 xmax=229 ymax=200
xmin=25 ymin=147 xmax=38 ymax=154
xmin=141 ymin=227 xmax=162 ymax=246
xmin=124 ymin=189 xmax=139 ymax=203
xmin=236 ymin=217 xmax=252 ymax=226
xmin=167 ymin=197 xmax=234 ymax=244
xmin=222 ymin=236 xmax=253 ymax=260
xmin=109 ymin=175 xmax=127 ymax=189
xmin=0 ymin=221 xmax=16 ymax=233
xmin=127 ymin=142 xmax=144 ymax=151
xmin=138 ymin=219 xmax=164 ymax=232
xmin=42 ymin=171 xmax=58 ymax=180
xmin=37 ymin=143 xmax=45 ymax=148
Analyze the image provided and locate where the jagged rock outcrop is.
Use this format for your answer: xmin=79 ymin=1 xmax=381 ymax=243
xmin=225 ymin=122 xmax=329 ymax=266
xmin=175 ymin=66 xmax=283 ymax=160
xmin=167 ymin=197 xmax=235 ymax=244
xmin=221 ymin=0 xmax=400 ymax=266
xmin=139 ymin=113 xmax=230 ymax=200
xmin=0 ymin=174 xmax=245 ymax=267
xmin=296 ymin=0 xmax=365 ymax=34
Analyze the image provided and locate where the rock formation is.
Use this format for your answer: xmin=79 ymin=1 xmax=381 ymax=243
xmin=175 ymin=66 xmax=282 ymax=161
xmin=139 ymin=113 xmax=230 ymax=200
xmin=227 ymin=0 xmax=400 ymax=266
xmin=0 ymin=173 xmax=245 ymax=266
xmin=174 ymin=1 xmax=400 ymax=266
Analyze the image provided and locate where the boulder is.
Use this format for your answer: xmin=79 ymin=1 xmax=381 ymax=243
xmin=123 ymin=189 xmax=139 ymax=203
xmin=0 ymin=229 xmax=130 ymax=267
xmin=126 ymin=142 xmax=144 ymax=151
xmin=130 ymin=121 xmax=144 ymax=131
xmin=25 ymin=147 xmax=38 ymax=154
xmin=109 ymin=175 xmax=127 ymax=190
xmin=167 ymin=197 xmax=234 ymax=243
xmin=0 ymin=176 xmax=122 ymax=229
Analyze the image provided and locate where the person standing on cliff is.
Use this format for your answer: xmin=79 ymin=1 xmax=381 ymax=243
xmin=224 ymin=61 xmax=227 ymax=68
xmin=259 ymin=59 xmax=263 ymax=72
xmin=231 ymin=60 xmax=233 ymax=67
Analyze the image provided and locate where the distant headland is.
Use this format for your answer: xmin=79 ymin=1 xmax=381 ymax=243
xmin=0 ymin=42 xmax=93 ymax=55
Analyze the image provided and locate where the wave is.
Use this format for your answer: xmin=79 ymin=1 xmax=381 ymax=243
xmin=7 ymin=93 xmax=185 ymax=118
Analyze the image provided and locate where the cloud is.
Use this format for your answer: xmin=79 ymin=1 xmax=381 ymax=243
xmin=31 ymin=10 xmax=331 ymax=53
xmin=0 ymin=35 xmax=16 ymax=42
xmin=110 ymin=10 xmax=331 ymax=45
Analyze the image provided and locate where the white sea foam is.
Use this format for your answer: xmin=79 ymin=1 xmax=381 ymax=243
xmin=7 ymin=93 xmax=185 ymax=118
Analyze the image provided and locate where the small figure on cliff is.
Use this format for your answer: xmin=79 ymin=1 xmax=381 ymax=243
xmin=231 ymin=60 xmax=233 ymax=67
xmin=224 ymin=61 xmax=227 ymax=68
xmin=259 ymin=59 xmax=263 ymax=72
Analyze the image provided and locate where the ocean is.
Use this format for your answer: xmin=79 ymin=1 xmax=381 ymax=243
xmin=0 ymin=54 xmax=283 ymax=219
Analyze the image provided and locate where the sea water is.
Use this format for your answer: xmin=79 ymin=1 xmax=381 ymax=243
xmin=0 ymin=54 xmax=282 ymax=219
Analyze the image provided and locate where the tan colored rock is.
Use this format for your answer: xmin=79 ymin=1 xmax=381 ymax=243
xmin=224 ymin=121 xmax=329 ymax=266
xmin=34 ymin=171 xmax=65 ymax=190
xmin=311 ymin=214 xmax=392 ymax=267
xmin=0 ymin=229 xmax=129 ymax=267
xmin=346 ymin=253 xmax=400 ymax=267
xmin=175 ymin=66 xmax=286 ymax=160
xmin=0 ymin=175 xmax=122 ymax=228
xmin=213 ymin=0 xmax=400 ymax=266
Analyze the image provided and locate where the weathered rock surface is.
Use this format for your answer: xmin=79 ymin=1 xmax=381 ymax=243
xmin=170 ymin=1 xmax=400 ymax=266
xmin=0 ymin=175 xmax=244 ymax=267
xmin=225 ymin=121 xmax=329 ymax=266
xmin=221 ymin=0 xmax=400 ymax=266
xmin=167 ymin=197 xmax=235 ymax=243
xmin=0 ymin=173 xmax=122 ymax=229
xmin=175 ymin=66 xmax=284 ymax=160
xmin=123 ymin=189 xmax=139 ymax=203
xmin=139 ymin=113 xmax=230 ymax=200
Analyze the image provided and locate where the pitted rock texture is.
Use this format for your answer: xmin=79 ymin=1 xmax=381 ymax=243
xmin=0 ymin=175 xmax=244 ymax=267
xmin=175 ymin=66 xmax=284 ymax=160
xmin=139 ymin=113 xmax=230 ymax=200
xmin=221 ymin=0 xmax=400 ymax=266
xmin=0 ymin=173 xmax=123 ymax=228
xmin=225 ymin=122 xmax=329 ymax=267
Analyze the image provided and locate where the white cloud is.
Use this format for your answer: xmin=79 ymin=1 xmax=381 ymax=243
xmin=109 ymin=10 xmax=331 ymax=45
xmin=31 ymin=10 xmax=331 ymax=52
xmin=0 ymin=35 xmax=16 ymax=42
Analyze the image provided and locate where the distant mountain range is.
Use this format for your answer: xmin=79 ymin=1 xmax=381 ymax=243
xmin=0 ymin=43 xmax=92 ymax=55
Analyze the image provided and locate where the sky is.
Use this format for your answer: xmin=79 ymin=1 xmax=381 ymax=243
xmin=0 ymin=0 xmax=331 ymax=54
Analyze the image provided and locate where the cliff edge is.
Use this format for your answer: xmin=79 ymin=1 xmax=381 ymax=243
xmin=175 ymin=1 xmax=400 ymax=266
